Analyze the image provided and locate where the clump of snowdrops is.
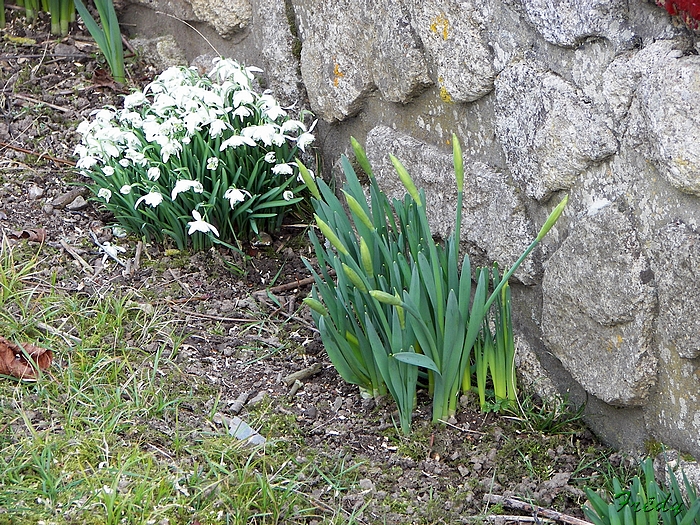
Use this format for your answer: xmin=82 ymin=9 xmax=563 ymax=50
xmin=75 ymin=58 xmax=315 ymax=251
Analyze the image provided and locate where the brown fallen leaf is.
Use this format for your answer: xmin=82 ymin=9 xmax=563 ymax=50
xmin=9 ymin=228 xmax=47 ymax=243
xmin=0 ymin=337 xmax=53 ymax=380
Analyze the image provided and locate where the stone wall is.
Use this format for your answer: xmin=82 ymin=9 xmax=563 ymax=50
xmin=120 ymin=0 xmax=700 ymax=458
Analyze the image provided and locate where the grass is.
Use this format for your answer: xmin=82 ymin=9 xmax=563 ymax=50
xmin=0 ymin=240 xmax=358 ymax=524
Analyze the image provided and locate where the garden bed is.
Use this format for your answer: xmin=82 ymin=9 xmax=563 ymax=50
xmin=0 ymin=13 xmax=641 ymax=525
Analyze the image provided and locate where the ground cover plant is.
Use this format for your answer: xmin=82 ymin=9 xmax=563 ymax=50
xmin=74 ymin=58 xmax=314 ymax=251
xmin=1 ymin=12 xmax=699 ymax=525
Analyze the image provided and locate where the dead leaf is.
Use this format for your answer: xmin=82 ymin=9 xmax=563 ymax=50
xmin=9 ymin=228 xmax=47 ymax=243
xmin=0 ymin=337 xmax=53 ymax=380
xmin=92 ymin=69 xmax=120 ymax=90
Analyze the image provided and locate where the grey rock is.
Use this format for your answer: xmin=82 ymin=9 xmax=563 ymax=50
xmin=296 ymin=0 xmax=431 ymax=122
xmin=52 ymin=188 xmax=87 ymax=209
xmin=514 ymin=0 xmax=635 ymax=49
xmin=365 ymin=125 xmax=538 ymax=284
xmin=541 ymin=203 xmax=657 ymax=406
xmin=131 ymin=35 xmax=188 ymax=71
xmin=649 ymin=222 xmax=700 ymax=359
xmin=253 ymin=0 xmax=304 ymax=106
xmin=66 ymin=196 xmax=89 ymax=211
xmin=28 ymin=185 xmax=44 ymax=200
xmin=513 ymin=334 xmax=560 ymax=403
xmin=494 ymin=61 xmax=618 ymax=201
xmin=408 ymin=0 xmax=495 ymax=103
xmin=189 ymin=0 xmax=252 ymax=39
xmin=638 ymin=52 xmax=700 ymax=196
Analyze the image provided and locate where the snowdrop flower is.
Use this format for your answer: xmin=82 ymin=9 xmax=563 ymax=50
xmin=187 ymin=210 xmax=219 ymax=237
xmin=171 ymin=180 xmax=204 ymax=200
xmin=120 ymin=185 xmax=133 ymax=195
xmin=102 ymin=166 xmax=115 ymax=176
xmin=75 ymin=154 xmax=99 ymax=169
xmin=125 ymin=149 xmax=148 ymax=166
xmin=242 ymin=124 xmax=278 ymax=146
xmin=296 ymin=131 xmax=315 ymax=152
xmin=297 ymin=168 xmax=314 ymax=183
xmin=147 ymin=167 xmax=161 ymax=181
xmin=233 ymin=89 xmax=255 ymax=108
xmin=281 ymin=119 xmax=305 ymax=134
xmin=220 ymin=134 xmax=256 ymax=150
xmin=209 ymin=119 xmax=228 ymax=138
xmin=283 ymin=190 xmax=294 ymax=201
xmin=272 ymin=163 xmax=293 ymax=175
xmin=98 ymin=188 xmax=112 ymax=203
xmin=224 ymin=187 xmax=251 ymax=208
xmin=123 ymin=91 xmax=147 ymax=108
xmin=119 ymin=158 xmax=130 ymax=167
xmin=231 ymin=105 xmax=253 ymax=121
xmin=264 ymin=152 xmax=276 ymax=163
xmin=206 ymin=157 xmax=220 ymax=170
xmin=259 ymin=93 xmax=286 ymax=121
xmin=135 ymin=190 xmax=164 ymax=209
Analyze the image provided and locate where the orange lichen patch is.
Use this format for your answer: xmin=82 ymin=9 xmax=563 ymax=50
xmin=438 ymin=77 xmax=453 ymax=103
xmin=430 ymin=13 xmax=449 ymax=40
xmin=332 ymin=60 xmax=345 ymax=87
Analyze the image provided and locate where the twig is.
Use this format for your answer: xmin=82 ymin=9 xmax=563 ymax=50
xmin=482 ymin=495 xmax=594 ymax=525
xmin=0 ymin=142 xmax=76 ymax=166
xmin=14 ymin=93 xmax=72 ymax=113
xmin=470 ymin=515 xmax=554 ymax=523
xmin=256 ymin=269 xmax=335 ymax=295
xmin=282 ymin=363 xmax=322 ymax=387
xmin=169 ymin=306 xmax=261 ymax=324
xmin=59 ymin=239 xmax=93 ymax=273
xmin=437 ymin=418 xmax=486 ymax=435
xmin=35 ymin=322 xmax=82 ymax=346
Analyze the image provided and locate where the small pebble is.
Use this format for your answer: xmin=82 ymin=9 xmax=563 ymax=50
xmin=28 ymin=185 xmax=45 ymax=200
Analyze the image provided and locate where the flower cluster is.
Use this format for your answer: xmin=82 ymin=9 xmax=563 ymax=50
xmin=75 ymin=58 xmax=315 ymax=251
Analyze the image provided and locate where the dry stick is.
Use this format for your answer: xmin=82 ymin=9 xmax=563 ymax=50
xmin=14 ymin=93 xmax=72 ymax=113
xmin=282 ymin=363 xmax=322 ymax=387
xmin=35 ymin=322 xmax=82 ymax=346
xmin=0 ymin=142 xmax=76 ymax=166
xmin=256 ymin=269 xmax=336 ymax=295
xmin=59 ymin=239 xmax=94 ymax=274
xmin=482 ymin=495 xmax=594 ymax=525
xmin=169 ymin=306 xmax=261 ymax=324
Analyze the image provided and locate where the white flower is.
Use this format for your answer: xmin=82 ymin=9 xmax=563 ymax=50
xmin=224 ymin=187 xmax=251 ymax=208
xmin=147 ymin=167 xmax=161 ymax=181
xmin=283 ymin=190 xmax=294 ymax=201
xmin=187 ymin=210 xmax=219 ymax=237
xmin=123 ymin=91 xmax=147 ymax=108
xmin=231 ymin=105 xmax=253 ymax=120
xmin=135 ymin=190 xmax=164 ymax=209
xmin=120 ymin=185 xmax=132 ymax=195
xmin=220 ymin=134 xmax=256 ymax=150
xmin=281 ymin=120 xmax=306 ymax=134
xmin=119 ymin=158 xmax=130 ymax=167
xmin=209 ymin=119 xmax=228 ymax=138
xmin=102 ymin=166 xmax=115 ymax=176
xmin=264 ymin=152 xmax=276 ymax=164
xmin=98 ymin=188 xmax=112 ymax=203
xmin=296 ymin=132 xmax=315 ymax=152
xmin=258 ymin=93 xmax=286 ymax=121
xmin=171 ymin=179 xmax=204 ymax=200
xmin=233 ymin=89 xmax=255 ymax=107
xmin=272 ymin=163 xmax=293 ymax=175
xmin=76 ymin=155 xmax=99 ymax=169
xmin=206 ymin=157 xmax=220 ymax=170
xmin=297 ymin=168 xmax=314 ymax=183
xmin=242 ymin=124 xmax=278 ymax=146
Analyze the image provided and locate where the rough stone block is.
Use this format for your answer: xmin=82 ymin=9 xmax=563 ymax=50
xmin=494 ymin=62 xmax=618 ymax=201
xmin=650 ymin=222 xmax=700 ymax=359
xmin=295 ymin=0 xmax=431 ymax=122
xmin=514 ymin=0 xmax=635 ymax=49
xmin=541 ymin=202 xmax=658 ymax=406
xmin=638 ymin=51 xmax=700 ymax=196
xmin=365 ymin=126 xmax=538 ymax=284
xmin=408 ymin=0 xmax=495 ymax=103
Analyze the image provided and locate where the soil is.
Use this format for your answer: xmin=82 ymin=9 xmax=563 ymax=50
xmin=1 ymin=12 xmax=635 ymax=525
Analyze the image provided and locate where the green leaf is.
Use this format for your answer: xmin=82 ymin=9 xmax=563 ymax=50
xmin=392 ymin=352 xmax=441 ymax=374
